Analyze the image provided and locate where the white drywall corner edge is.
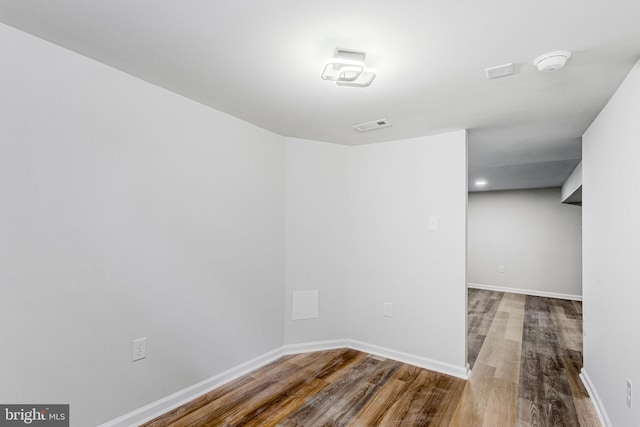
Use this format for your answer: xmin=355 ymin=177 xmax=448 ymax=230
xmin=580 ymin=368 xmax=612 ymax=427
xmin=101 ymin=339 xmax=468 ymax=426
xmin=467 ymin=283 xmax=582 ymax=301
xmin=561 ymin=161 xmax=582 ymax=202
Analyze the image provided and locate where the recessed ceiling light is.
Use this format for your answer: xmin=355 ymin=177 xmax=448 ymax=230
xmin=475 ymin=179 xmax=488 ymax=187
xmin=321 ymin=48 xmax=377 ymax=88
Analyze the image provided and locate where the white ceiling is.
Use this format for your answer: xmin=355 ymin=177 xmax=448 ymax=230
xmin=1 ymin=0 xmax=639 ymax=191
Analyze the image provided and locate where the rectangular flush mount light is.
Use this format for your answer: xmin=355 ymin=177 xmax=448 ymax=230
xmin=322 ymin=48 xmax=377 ymax=87
xmin=353 ymin=119 xmax=392 ymax=132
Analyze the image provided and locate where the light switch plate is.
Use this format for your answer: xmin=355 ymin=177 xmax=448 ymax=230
xmin=383 ymin=302 xmax=392 ymax=317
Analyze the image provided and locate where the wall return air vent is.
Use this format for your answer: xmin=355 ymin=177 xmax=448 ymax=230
xmin=353 ymin=119 xmax=392 ymax=132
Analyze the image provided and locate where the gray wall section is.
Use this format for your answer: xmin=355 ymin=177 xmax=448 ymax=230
xmin=468 ymin=188 xmax=582 ymax=297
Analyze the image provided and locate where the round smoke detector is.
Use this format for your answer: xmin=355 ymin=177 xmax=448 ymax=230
xmin=533 ymin=50 xmax=572 ymax=72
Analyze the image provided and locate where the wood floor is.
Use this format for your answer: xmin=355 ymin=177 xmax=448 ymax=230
xmin=457 ymin=289 xmax=600 ymax=427
xmin=142 ymin=289 xmax=600 ymax=426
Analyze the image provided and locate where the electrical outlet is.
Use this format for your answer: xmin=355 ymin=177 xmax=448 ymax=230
xmin=627 ymin=378 xmax=633 ymax=409
xmin=132 ymin=337 xmax=146 ymax=362
xmin=498 ymin=265 xmax=505 ymax=273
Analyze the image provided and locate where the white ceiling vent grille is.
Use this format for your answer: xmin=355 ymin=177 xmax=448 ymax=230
xmin=353 ymin=119 xmax=392 ymax=132
xmin=485 ymin=63 xmax=514 ymax=79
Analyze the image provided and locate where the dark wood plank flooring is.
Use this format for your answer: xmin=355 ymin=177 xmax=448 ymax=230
xmin=143 ymin=289 xmax=599 ymax=426
xmin=142 ymin=349 xmax=465 ymax=426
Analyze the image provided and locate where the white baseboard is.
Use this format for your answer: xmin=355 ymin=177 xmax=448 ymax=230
xmin=467 ymin=282 xmax=582 ymax=301
xmin=580 ymin=368 xmax=612 ymax=427
xmin=97 ymin=347 xmax=285 ymax=427
xmin=347 ymin=340 xmax=468 ymax=379
xmin=282 ymin=339 xmax=350 ymax=355
xmin=100 ymin=340 xmax=467 ymax=426
xmin=285 ymin=339 xmax=467 ymax=379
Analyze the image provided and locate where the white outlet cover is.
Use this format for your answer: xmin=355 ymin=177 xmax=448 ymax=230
xmin=132 ymin=337 xmax=146 ymax=362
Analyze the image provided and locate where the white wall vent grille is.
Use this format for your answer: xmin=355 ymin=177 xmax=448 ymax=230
xmin=485 ymin=63 xmax=514 ymax=79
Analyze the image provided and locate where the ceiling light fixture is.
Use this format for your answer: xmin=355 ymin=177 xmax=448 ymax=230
xmin=475 ymin=179 xmax=488 ymax=187
xmin=321 ymin=48 xmax=377 ymax=87
xmin=533 ymin=50 xmax=572 ymax=72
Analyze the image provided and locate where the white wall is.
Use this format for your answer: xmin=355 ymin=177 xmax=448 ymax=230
xmin=0 ymin=23 xmax=285 ymax=426
xmin=284 ymin=138 xmax=351 ymax=343
xmin=582 ymin=59 xmax=640 ymax=426
xmin=348 ymin=133 xmax=467 ymax=368
xmin=467 ymin=188 xmax=582 ymax=298
xmin=284 ymin=132 xmax=468 ymax=372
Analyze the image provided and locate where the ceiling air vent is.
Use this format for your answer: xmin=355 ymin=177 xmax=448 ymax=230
xmin=485 ymin=63 xmax=514 ymax=79
xmin=353 ymin=119 xmax=392 ymax=132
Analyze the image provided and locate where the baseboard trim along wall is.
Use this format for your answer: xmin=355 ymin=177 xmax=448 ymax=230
xmin=97 ymin=347 xmax=286 ymax=427
xmin=348 ymin=340 xmax=468 ymax=380
xmin=281 ymin=339 xmax=351 ymax=355
xmin=467 ymin=282 xmax=582 ymax=301
xmin=284 ymin=339 xmax=468 ymax=380
xmin=100 ymin=340 xmax=467 ymax=426
xmin=580 ymin=369 xmax=612 ymax=427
